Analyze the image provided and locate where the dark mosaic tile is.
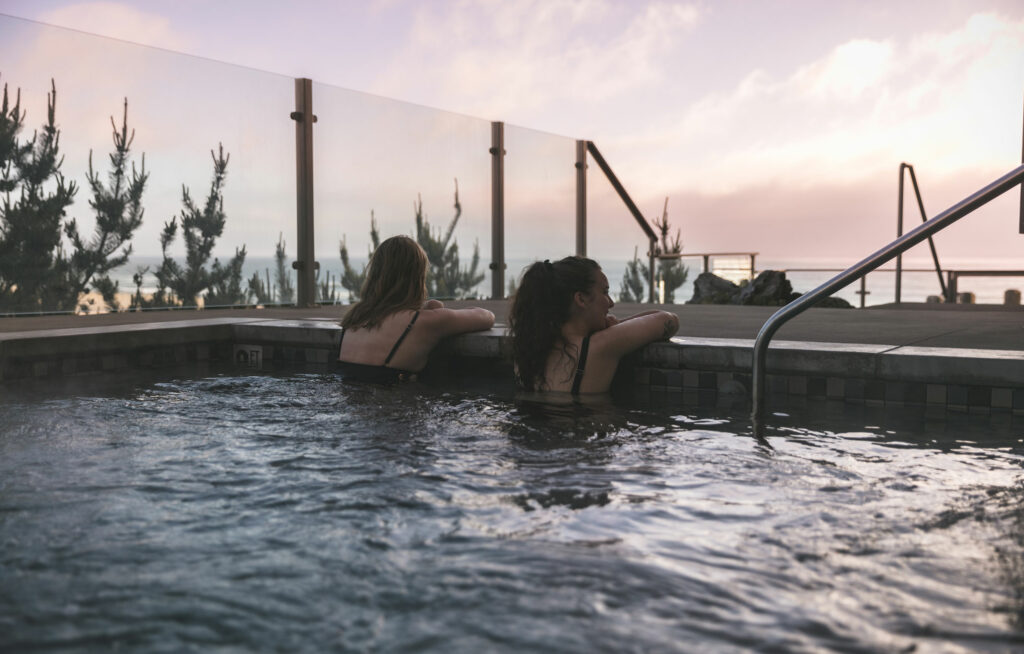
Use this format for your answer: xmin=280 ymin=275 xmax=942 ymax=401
xmin=904 ymin=382 xmax=926 ymax=405
xmin=865 ymin=380 xmax=885 ymax=402
xmin=665 ymin=370 xmax=683 ymax=389
xmin=967 ymin=386 xmax=992 ymax=407
xmin=947 ymin=385 xmax=968 ymax=407
xmin=1013 ymin=388 xmax=1024 ymax=410
xmin=845 ymin=378 xmax=865 ymax=400
xmin=885 ymin=382 xmax=904 ymax=403
xmin=807 ymin=377 xmax=827 ymax=399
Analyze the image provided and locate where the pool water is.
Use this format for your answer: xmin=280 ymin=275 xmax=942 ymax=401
xmin=2 ymin=371 xmax=1023 ymax=652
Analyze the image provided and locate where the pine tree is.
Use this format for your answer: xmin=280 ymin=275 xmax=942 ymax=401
xmin=338 ymin=181 xmax=486 ymax=302
xmin=247 ymin=269 xmax=273 ymax=305
xmin=0 ymin=78 xmax=77 ymax=313
xmin=619 ymin=246 xmax=647 ymax=302
xmin=618 ymin=198 xmax=688 ymax=303
xmin=59 ymin=98 xmax=147 ymax=312
xmin=339 ymin=212 xmax=380 ymax=302
xmin=414 ymin=179 xmax=484 ymax=299
xmin=150 ymin=143 xmax=247 ymax=307
xmin=273 ymin=232 xmax=294 ymax=304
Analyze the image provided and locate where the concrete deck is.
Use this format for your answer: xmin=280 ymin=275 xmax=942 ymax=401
xmin=2 ymin=300 xmax=1022 ymax=351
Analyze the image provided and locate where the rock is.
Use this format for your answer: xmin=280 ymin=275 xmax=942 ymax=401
xmin=688 ymin=272 xmax=739 ymax=304
xmin=814 ymin=296 xmax=853 ymax=308
xmin=686 ymin=270 xmax=852 ymax=308
xmin=735 ymin=270 xmax=794 ymax=306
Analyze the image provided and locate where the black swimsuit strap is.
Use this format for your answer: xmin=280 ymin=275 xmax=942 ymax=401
xmin=571 ymin=335 xmax=591 ymax=395
xmin=384 ymin=310 xmax=420 ymax=365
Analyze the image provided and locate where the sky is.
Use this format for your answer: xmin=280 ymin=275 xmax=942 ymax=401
xmin=0 ymin=0 xmax=1022 ymax=271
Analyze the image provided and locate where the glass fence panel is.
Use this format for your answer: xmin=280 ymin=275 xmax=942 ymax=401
xmin=312 ymin=84 xmax=492 ymax=303
xmin=774 ymin=266 xmax=1023 ymax=307
xmin=503 ymin=125 xmax=575 ymax=292
xmin=0 ymin=15 xmax=295 ymax=314
xmin=585 ymin=155 xmax=665 ymax=304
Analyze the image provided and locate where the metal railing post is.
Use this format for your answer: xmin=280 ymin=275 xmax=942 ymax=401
xmin=897 ymin=163 xmax=947 ymax=303
xmin=896 ymin=166 xmax=905 ymax=303
xmin=584 ymin=142 xmax=658 ymax=301
xmin=752 ymin=164 xmax=1024 ymax=436
xmin=291 ymin=78 xmax=317 ymax=307
xmin=490 ymin=122 xmax=505 ymax=299
xmin=648 ymin=238 xmax=657 ymax=303
xmin=575 ymin=140 xmax=587 ymax=257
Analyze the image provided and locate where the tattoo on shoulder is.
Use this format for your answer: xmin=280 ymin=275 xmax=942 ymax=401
xmin=661 ymin=318 xmax=675 ymax=340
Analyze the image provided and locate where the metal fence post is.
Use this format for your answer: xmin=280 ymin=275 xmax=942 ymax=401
xmin=896 ymin=164 xmax=905 ymax=303
xmin=575 ymin=140 xmax=587 ymax=257
xmin=648 ymin=238 xmax=657 ymax=303
xmin=291 ymin=78 xmax=317 ymax=307
xmin=490 ymin=122 xmax=505 ymax=299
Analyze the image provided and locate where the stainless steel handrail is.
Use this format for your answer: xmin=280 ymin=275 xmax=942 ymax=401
xmin=896 ymin=164 xmax=947 ymax=302
xmin=751 ymin=163 xmax=1024 ymax=435
xmin=585 ymin=141 xmax=659 ymax=302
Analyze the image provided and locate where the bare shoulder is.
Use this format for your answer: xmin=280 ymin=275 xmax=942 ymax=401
xmin=419 ymin=305 xmax=496 ymax=337
xmin=591 ymin=310 xmax=678 ymax=357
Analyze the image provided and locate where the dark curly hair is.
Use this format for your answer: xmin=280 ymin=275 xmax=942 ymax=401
xmin=508 ymin=256 xmax=601 ymax=391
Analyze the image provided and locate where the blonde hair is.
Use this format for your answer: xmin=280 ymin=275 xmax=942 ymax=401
xmin=341 ymin=235 xmax=428 ymax=329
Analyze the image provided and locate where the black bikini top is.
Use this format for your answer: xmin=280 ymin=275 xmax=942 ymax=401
xmin=570 ymin=335 xmax=591 ymax=395
xmin=336 ymin=311 xmax=420 ymax=384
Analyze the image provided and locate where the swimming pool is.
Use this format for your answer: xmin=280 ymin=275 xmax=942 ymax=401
xmin=2 ymin=370 xmax=1023 ymax=651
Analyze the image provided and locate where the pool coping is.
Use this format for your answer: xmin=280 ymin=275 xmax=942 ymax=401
xmin=1 ymin=316 xmax=1022 ymax=414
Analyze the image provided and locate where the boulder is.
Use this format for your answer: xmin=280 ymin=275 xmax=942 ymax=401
xmin=734 ymin=270 xmax=794 ymax=305
xmin=688 ymin=272 xmax=739 ymax=304
xmin=686 ymin=270 xmax=852 ymax=308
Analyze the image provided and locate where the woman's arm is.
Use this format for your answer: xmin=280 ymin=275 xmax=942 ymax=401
xmin=603 ymin=309 xmax=674 ymax=329
xmin=593 ymin=310 xmax=678 ymax=357
xmin=427 ymin=306 xmax=496 ymax=337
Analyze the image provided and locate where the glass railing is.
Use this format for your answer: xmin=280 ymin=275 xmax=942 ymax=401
xmin=586 ymin=144 xmax=663 ymax=304
xmin=21 ymin=14 xmax=982 ymax=317
xmin=0 ymin=15 xmax=295 ymax=314
xmin=312 ymin=83 xmax=492 ymax=302
xmin=503 ymin=125 xmax=575 ymax=289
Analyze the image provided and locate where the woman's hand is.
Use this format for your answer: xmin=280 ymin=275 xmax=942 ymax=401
xmin=422 ymin=299 xmax=445 ymax=310
xmin=604 ymin=314 xmax=620 ymax=329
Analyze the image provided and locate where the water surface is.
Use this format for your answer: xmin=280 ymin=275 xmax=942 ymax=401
xmin=1 ymin=372 xmax=1022 ymax=651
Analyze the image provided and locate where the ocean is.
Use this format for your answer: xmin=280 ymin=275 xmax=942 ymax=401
xmin=107 ymin=254 xmax=1022 ymax=308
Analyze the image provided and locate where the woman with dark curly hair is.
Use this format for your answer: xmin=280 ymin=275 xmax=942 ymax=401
xmin=337 ymin=235 xmax=494 ymax=384
xmin=508 ymin=256 xmax=679 ymax=394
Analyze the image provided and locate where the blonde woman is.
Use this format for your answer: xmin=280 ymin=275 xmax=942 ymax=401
xmin=337 ymin=235 xmax=494 ymax=383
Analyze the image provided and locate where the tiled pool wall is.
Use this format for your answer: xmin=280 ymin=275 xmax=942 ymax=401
xmin=630 ymin=341 xmax=1024 ymax=415
xmin=631 ymin=364 xmax=1024 ymax=414
xmin=2 ymin=320 xmax=1022 ymax=416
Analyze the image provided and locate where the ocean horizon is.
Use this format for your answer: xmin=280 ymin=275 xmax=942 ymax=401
xmin=108 ymin=252 xmax=1022 ymax=307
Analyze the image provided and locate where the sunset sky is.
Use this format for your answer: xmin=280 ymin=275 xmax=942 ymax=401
xmin=0 ymin=0 xmax=1022 ymax=271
